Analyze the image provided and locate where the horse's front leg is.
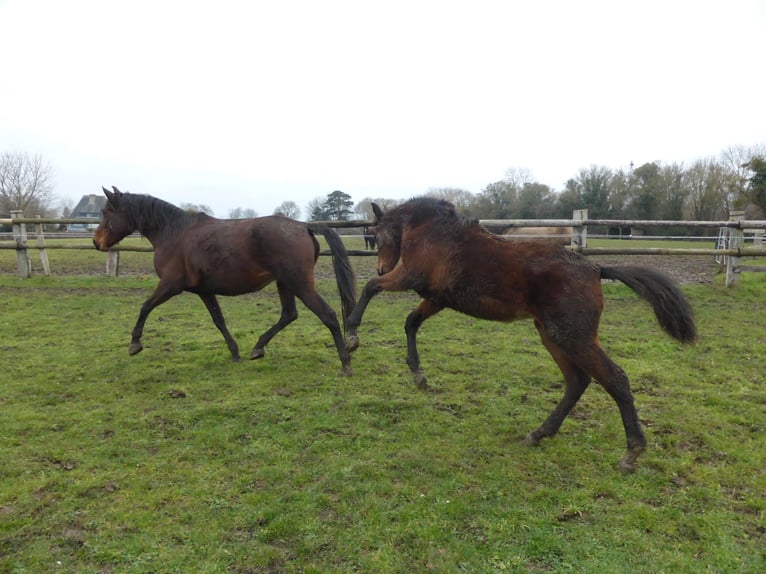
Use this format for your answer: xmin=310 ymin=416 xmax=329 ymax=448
xmin=199 ymin=293 xmax=241 ymax=361
xmin=346 ymin=266 xmax=414 ymax=353
xmin=404 ymin=299 xmax=443 ymax=390
xmin=129 ymin=281 xmax=182 ymax=355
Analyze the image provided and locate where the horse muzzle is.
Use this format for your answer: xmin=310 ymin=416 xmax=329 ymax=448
xmin=92 ymin=228 xmax=110 ymax=251
xmin=92 ymin=237 xmax=109 ymax=251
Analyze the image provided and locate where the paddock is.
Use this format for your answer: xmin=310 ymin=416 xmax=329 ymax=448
xmin=1 ymin=210 xmax=764 ymax=571
xmin=1 ymin=256 xmax=764 ymax=572
xmin=4 ymin=211 xmax=766 ymax=286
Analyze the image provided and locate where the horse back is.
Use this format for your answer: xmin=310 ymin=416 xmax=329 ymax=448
xmin=154 ymin=216 xmax=317 ymax=295
xmin=401 ymin=226 xmax=600 ymax=321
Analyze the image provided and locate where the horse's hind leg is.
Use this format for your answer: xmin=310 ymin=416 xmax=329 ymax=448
xmin=250 ymin=282 xmax=298 ymax=360
xmin=199 ymin=293 xmax=241 ymax=361
xmin=535 ymin=320 xmax=647 ymax=473
xmin=404 ymin=299 xmax=443 ymax=390
xmin=345 ymin=277 xmax=383 ymax=352
xmin=296 ymin=286 xmax=352 ymax=376
xmin=587 ymin=350 xmax=647 ymax=474
xmin=524 ymin=320 xmax=591 ymax=446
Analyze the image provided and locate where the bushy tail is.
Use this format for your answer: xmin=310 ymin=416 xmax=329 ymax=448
xmin=600 ymin=266 xmax=696 ymax=342
xmin=308 ymin=223 xmax=357 ymax=334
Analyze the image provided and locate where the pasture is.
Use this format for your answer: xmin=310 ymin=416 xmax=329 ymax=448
xmin=1 ymin=241 xmax=764 ymax=573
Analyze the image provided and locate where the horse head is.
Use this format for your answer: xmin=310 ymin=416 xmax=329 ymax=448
xmin=93 ymin=186 xmax=134 ymax=251
xmin=370 ymin=202 xmax=402 ymax=275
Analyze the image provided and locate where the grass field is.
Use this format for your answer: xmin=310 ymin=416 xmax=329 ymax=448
xmin=1 ymin=240 xmax=764 ymax=573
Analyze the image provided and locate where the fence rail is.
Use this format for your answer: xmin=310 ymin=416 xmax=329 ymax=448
xmin=4 ymin=212 xmax=766 ymax=287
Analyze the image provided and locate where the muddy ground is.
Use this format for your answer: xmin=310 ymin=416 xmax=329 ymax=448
xmin=589 ymin=254 xmax=720 ymax=284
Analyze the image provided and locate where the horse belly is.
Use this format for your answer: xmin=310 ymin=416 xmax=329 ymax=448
xmin=458 ymin=292 xmax=531 ymax=322
xmin=196 ymin=267 xmax=275 ymax=296
xmin=418 ymin=282 xmax=531 ymax=323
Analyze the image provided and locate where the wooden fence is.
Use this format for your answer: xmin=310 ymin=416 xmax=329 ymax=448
xmin=3 ymin=210 xmax=766 ymax=287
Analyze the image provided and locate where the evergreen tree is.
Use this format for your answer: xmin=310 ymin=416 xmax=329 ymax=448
xmin=323 ymin=190 xmax=354 ymax=220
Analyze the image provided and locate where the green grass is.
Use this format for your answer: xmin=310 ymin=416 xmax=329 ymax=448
xmin=0 ymin=247 xmax=764 ymax=573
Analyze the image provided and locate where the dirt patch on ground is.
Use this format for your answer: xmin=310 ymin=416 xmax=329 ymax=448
xmin=589 ymin=254 xmax=719 ymax=285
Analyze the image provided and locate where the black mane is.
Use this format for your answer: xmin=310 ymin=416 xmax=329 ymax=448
xmin=120 ymin=193 xmax=194 ymax=237
xmin=385 ymin=196 xmax=477 ymax=231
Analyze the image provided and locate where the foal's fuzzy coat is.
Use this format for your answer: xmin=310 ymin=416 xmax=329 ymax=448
xmin=346 ymin=197 xmax=696 ymax=472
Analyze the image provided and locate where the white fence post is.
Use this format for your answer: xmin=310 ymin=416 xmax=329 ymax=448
xmin=11 ymin=211 xmax=31 ymax=278
xmin=726 ymin=211 xmax=745 ymax=288
xmin=35 ymin=215 xmax=51 ymax=276
xmin=106 ymin=251 xmax=120 ymax=277
xmin=572 ymin=209 xmax=588 ymax=248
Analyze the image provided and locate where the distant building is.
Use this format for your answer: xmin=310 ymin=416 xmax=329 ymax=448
xmin=70 ymin=194 xmax=107 ymax=231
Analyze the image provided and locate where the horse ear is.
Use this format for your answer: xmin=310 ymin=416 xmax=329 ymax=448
xmin=371 ymin=202 xmax=384 ymax=221
xmin=102 ymin=186 xmax=122 ymax=205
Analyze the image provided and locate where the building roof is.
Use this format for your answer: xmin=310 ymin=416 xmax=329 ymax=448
xmin=72 ymin=194 xmax=107 ymax=216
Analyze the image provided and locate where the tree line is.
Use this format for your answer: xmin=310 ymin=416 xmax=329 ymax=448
xmin=306 ymin=145 xmax=765 ymax=234
xmin=2 ymin=145 xmax=765 ymax=234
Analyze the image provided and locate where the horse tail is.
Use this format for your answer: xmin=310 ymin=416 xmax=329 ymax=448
xmin=308 ymin=223 xmax=357 ymax=334
xmin=600 ymin=266 xmax=696 ymax=342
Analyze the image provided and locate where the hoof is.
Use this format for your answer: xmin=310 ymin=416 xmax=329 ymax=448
xmin=618 ymin=446 xmax=645 ymax=474
xmin=250 ymin=348 xmax=265 ymax=360
xmin=522 ymin=433 xmax=541 ymax=447
xmin=231 ymin=355 xmax=243 ymax=363
xmin=128 ymin=342 xmax=143 ymax=356
xmin=346 ymin=335 xmax=359 ymax=353
xmin=618 ymin=458 xmax=637 ymax=474
xmin=340 ymin=365 xmax=353 ymax=377
xmin=413 ymin=370 xmax=429 ymax=391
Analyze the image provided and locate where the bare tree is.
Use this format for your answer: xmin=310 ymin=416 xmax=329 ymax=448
xmin=503 ymin=167 xmax=533 ymax=188
xmin=426 ymin=187 xmax=475 ymax=213
xmin=229 ymin=207 xmax=258 ymax=219
xmin=354 ymin=197 xmax=402 ymax=220
xmin=0 ymin=151 xmax=55 ymax=215
xmin=683 ymin=158 xmax=729 ymax=221
xmin=273 ymin=200 xmax=300 ymax=219
xmin=59 ymin=196 xmax=75 ymax=218
xmin=307 ymin=197 xmax=330 ymax=221
xmin=720 ymin=144 xmax=766 ymax=215
xmin=179 ymin=202 xmax=214 ymax=216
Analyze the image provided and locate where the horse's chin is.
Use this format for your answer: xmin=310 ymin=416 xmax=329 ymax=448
xmin=377 ymin=262 xmax=395 ymax=275
xmin=92 ymin=238 xmax=111 ymax=252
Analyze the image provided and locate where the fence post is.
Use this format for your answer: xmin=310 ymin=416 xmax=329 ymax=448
xmin=35 ymin=215 xmax=51 ymax=276
xmin=572 ymin=209 xmax=588 ymax=248
xmin=11 ymin=211 xmax=31 ymax=278
xmin=725 ymin=211 xmax=745 ymax=288
xmin=106 ymin=250 xmax=120 ymax=277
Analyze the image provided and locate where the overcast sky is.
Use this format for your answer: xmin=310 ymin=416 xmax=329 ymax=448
xmin=1 ymin=0 xmax=764 ymax=218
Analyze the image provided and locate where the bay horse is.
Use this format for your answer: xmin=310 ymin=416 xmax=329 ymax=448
xmin=345 ymin=197 xmax=696 ymax=472
xmin=363 ymin=226 xmax=377 ymax=250
xmin=500 ymin=225 xmax=573 ymax=246
xmin=93 ymin=186 xmax=357 ymax=374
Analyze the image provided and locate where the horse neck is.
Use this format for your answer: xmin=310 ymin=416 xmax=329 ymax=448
xmin=130 ymin=196 xmax=189 ymax=245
